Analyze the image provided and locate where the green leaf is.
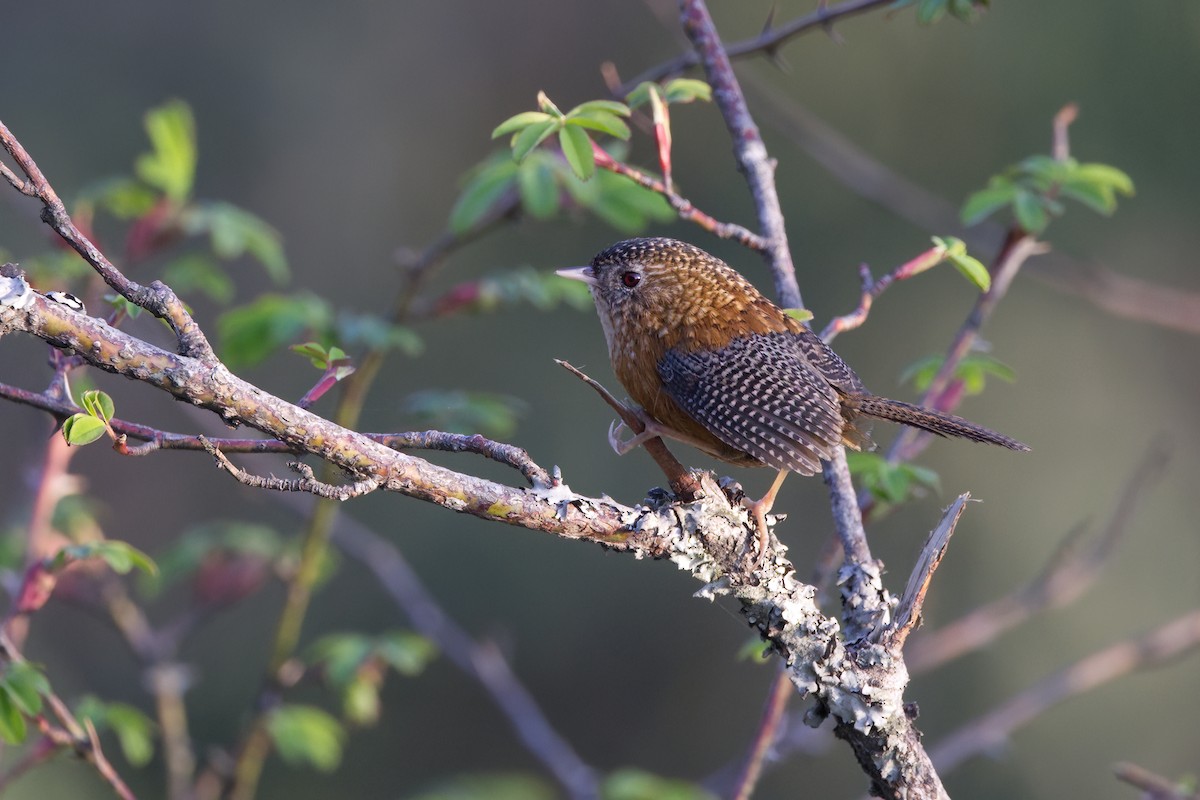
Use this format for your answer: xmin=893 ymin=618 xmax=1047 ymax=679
xmin=0 ymin=690 xmax=28 ymax=745
xmin=565 ymin=110 xmax=631 ymax=140
xmin=342 ymin=676 xmax=381 ymax=726
xmin=63 ymin=414 xmax=107 ymax=446
xmin=78 ymin=177 xmax=160 ymax=220
xmin=145 ymin=521 xmax=282 ymax=595
xmin=960 ymin=182 xmax=1016 ymax=226
xmin=604 ymin=769 xmax=719 ymax=800
xmin=847 ymin=452 xmax=940 ymax=507
xmin=409 ymin=774 xmax=557 ymax=800
xmin=900 ymin=352 xmax=1015 ymax=396
xmin=491 ymin=111 xmax=554 ymax=139
xmin=292 ymin=341 xmax=333 ymax=369
xmin=916 ymin=0 xmax=947 ymax=24
xmin=106 ymin=704 xmax=156 ymax=767
xmin=401 ymin=390 xmax=527 ymax=439
xmin=1012 ymin=189 xmax=1049 ymax=233
xmin=945 ymin=250 xmax=991 ymax=292
xmin=1058 ymin=179 xmax=1115 ymax=215
xmin=449 ymin=157 xmax=519 ymax=234
xmin=571 ymin=100 xmax=631 ymax=117
xmin=376 ymin=631 xmax=437 ymax=677
xmin=536 ymin=91 xmax=564 ymax=117
xmin=81 ymin=389 xmax=115 ymax=422
xmin=135 ymin=99 xmax=197 ymax=204
xmin=563 ymin=168 xmax=674 ymax=233
xmin=735 ymin=636 xmax=771 ymax=664
xmin=558 ymin=125 xmax=595 ymax=180
xmin=1074 ymin=162 xmax=1134 ymax=195
xmin=105 ymin=293 xmax=145 ymax=319
xmin=218 ymin=293 xmax=332 ymax=368
xmin=309 ymin=634 xmax=374 ymax=688
xmin=782 ymin=307 xmax=814 ymax=323
xmin=163 ymin=254 xmax=235 ymax=304
xmin=1 ymin=663 xmax=49 ymax=716
xmin=662 ymin=78 xmax=712 ymax=104
xmin=267 ymin=705 xmax=345 ymax=772
xmin=516 ymin=157 xmax=560 ymax=219
xmin=185 ymin=202 xmax=288 ymax=283
xmin=511 ymin=119 xmax=559 ymax=163
xmin=335 ymin=312 xmax=423 ymax=356
xmin=54 ymin=541 xmax=158 ymax=577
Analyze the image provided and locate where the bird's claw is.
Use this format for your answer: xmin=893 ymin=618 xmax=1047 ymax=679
xmin=607 ymin=416 xmax=659 ymax=456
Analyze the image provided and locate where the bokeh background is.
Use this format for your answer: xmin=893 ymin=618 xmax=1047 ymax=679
xmin=1 ymin=1 xmax=1198 ymax=798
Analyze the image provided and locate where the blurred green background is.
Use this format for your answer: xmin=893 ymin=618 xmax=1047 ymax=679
xmin=1 ymin=1 xmax=1198 ymax=798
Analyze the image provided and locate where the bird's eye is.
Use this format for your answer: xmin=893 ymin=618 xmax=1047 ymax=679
xmin=621 ymin=271 xmax=641 ymax=288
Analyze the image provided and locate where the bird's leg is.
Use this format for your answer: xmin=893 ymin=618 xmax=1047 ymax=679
xmin=607 ymin=407 xmax=723 ymax=457
xmin=743 ymin=469 xmax=789 ymax=563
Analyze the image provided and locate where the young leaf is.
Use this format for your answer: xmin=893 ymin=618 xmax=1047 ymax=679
xmin=267 ymin=705 xmax=346 ymax=772
xmin=571 ymin=100 xmax=631 ymax=117
xmin=309 ymin=634 xmax=374 ymax=688
xmin=1 ymin=662 xmax=49 ymax=716
xmin=510 ymin=119 xmax=559 ymax=163
xmin=104 ymin=704 xmax=156 ymax=767
xmin=218 ymin=293 xmax=332 ymax=368
xmin=335 ymin=312 xmax=423 ymax=356
xmin=409 ymin=774 xmax=558 ymax=800
xmin=0 ymin=690 xmax=27 ymax=745
xmin=1012 ymin=189 xmax=1049 ymax=234
xmin=491 ymin=111 xmax=554 ymax=139
xmin=57 ymin=541 xmax=158 ymax=577
xmin=558 ymin=125 xmax=595 ymax=180
xmin=62 ymin=414 xmax=108 ymax=446
xmin=81 ymin=389 xmax=115 ymax=422
xmin=449 ymin=158 xmax=519 ymax=233
xmin=960 ymin=182 xmax=1016 ymax=226
xmin=376 ymin=631 xmax=437 ymax=677
xmin=536 ymin=91 xmax=564 ymax=117
xmin=565 ymin=109 xmax=631 ymax=140
xmin=292 ymin=342 xmax=333 ymax=369
xmin=662 ymin=78 xmax=712 ymax=104
xmin=186 ymin=202 xmax=288 ymax=284
xmin=135 ymin=99 xmax=197 ymax=204
xmin=163 ymin=254 xmax=235 ymax=304
xmin=516 ymin=157 xmax=560 ymax=219
xmin=1074 ymin=162 xmax=1134 ymax=195
xmin=604 ymin=769 xmax=719 ymax=800
xmin=946 ymin=250 xmax=991 ymax=292
xmin=783 ymin=307 xmax=814 ymax=323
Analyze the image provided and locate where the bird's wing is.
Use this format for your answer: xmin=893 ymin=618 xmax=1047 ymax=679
xmin=657 ymin=333 xmax=844 ymax=475
xmin=794 ymin=327 xmax=867 ymax=395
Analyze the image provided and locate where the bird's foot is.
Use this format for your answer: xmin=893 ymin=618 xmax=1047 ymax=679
xmin=607 ymin=411 xmax=667 ymax=456
xmin=742 ymin=495 xmax=772 ymax=570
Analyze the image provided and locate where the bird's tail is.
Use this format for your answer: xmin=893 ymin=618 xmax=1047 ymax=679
xmin=848 ymin=395 xmax=1030 ymax=452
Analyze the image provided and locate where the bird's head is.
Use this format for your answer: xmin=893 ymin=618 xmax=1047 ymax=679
xmin=557 ymin=238 xmax=784 ymax=355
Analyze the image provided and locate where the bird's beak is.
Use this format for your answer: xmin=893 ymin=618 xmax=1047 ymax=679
xmin=555 ymin=266 xmax=596 ymax=286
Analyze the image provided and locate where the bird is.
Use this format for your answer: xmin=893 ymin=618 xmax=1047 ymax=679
xmin=557 ymin=237 xmax=1028 ymax=558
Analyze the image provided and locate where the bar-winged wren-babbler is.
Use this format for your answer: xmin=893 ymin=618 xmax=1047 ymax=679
xmin=558 ymin=238 xmax=1029 ymax=556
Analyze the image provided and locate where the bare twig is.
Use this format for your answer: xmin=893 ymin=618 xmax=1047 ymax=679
xmin=679 ymin=0 xmax=801 ymax=309
xmin=555 ymin=359 xmax=700 ymax=500
xmin=730 ymin=667 xmax=794 ymax=800
xmin=621 ymin=0 xmax=894 ymax=92
xmin=1113 ymin=761 xmax=1198 ymax=800
xmin=1 ymin=120 xmax=214 ymax=359
xmin=591 ymin=144 xmax=768 ymax=250
xmin=906 ymin=441 xmax=1170 ymax=673
xmin=201 ymin=438 xmax=381 ymax=500
xmin=743 ymin=76 xmax=1200 ymax=336
xmin=930 ymin=608 xmax=1200 ymax=774
xmin=885 ymin=494 xmax=969 ymax=650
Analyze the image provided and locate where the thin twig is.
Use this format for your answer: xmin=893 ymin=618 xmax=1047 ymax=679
xmin=328 ymin=502 xmax=605 ymax=800
xmin=679 ymin=0 xmax=801 ymax=309
xmin=930 ymin=608 xmax=1200 ymax=774
xmin=1113 ymin=762 xmax=1198 ymax=800
xmin=885 ymin=494 xmax=969 ymax=650
xmin=743 ymin=75 xmax=1200 ymax=336
xmin=906 ymin=440 xmax=1170 ymax=673
xmin=555 ymin=359 xmax=700 ymax=500
xmin=591 ymin=144 xmax=768 ymax=250
xmin=621 ymin=0 xmax=895 ymax=92
xmin=730 ymin=667 xmax=794 ymax=800
xmin=200 ymin=438 xmax=381 ymax=500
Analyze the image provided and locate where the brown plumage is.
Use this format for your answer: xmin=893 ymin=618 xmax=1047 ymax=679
xmin=558 ymin=238 xmax=1027 ymax=555
xmin=560 ymin=236 xmax=1027 ymax=467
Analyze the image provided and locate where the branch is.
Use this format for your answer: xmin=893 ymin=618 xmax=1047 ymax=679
xmin=1113 ymin=762 xmax=1199 ymax=800
xmin=929 ymin=608 xmax=1200 ymax=774
xmin=730 ymin=667 xmax=794 ymax=800
xmin=1 ymin=120 xmax=214 ymax=359
xmin=743 ymin=76 xmax=1200 ymax=336
xmin=622 ymin=0 xmax=894 ymax=92
xmin=330 ymin=511 xmax=601 ymax=800
xmin=906 ymin=441 xmax=1169 ymax=673
xmin=679 ymin=0 xmax=801 ymax=310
